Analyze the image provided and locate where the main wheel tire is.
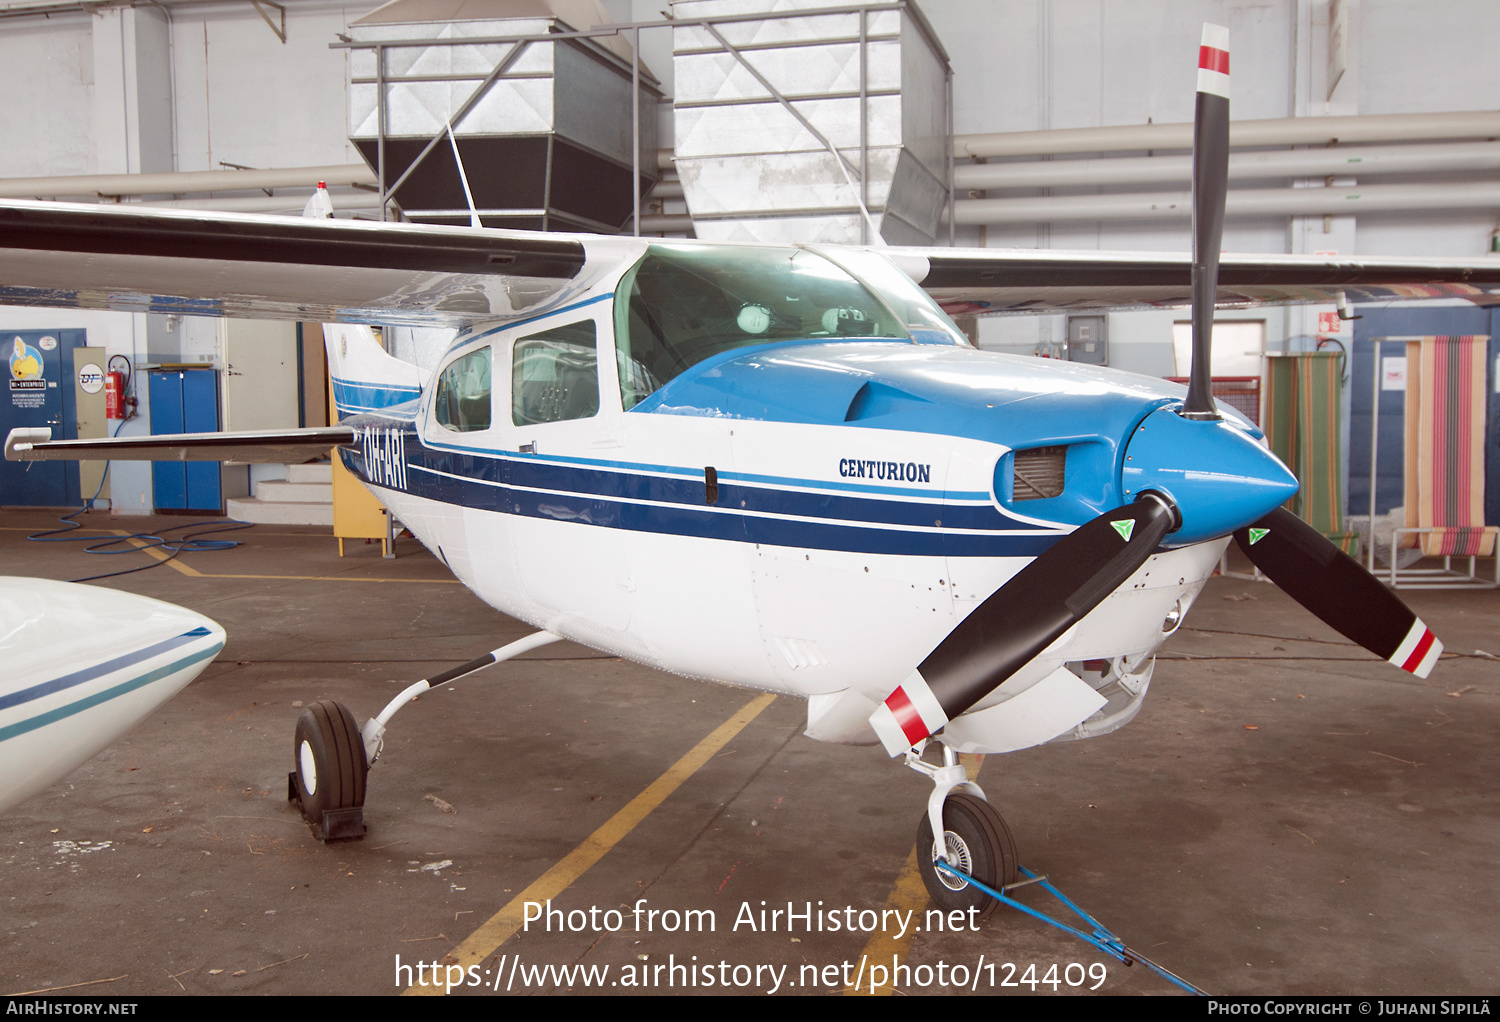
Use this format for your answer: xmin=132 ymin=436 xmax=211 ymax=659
xmin=915 ymin=793 xmax=1019 ymax=921
xmin=292 ymin=700 xmax=368 ymax=822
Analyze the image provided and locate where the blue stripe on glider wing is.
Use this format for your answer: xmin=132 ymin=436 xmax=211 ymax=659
xmin=0 ymin=643 xmax=224 ymax=745
xmin=0 ymin=627 xmax=213 ymax=713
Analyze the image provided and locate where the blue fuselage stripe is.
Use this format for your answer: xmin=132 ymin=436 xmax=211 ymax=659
xmin=342 ymin=421 xmax=1067 ymax=558
xmin=333 ymin=379 xmax=422 ymax=413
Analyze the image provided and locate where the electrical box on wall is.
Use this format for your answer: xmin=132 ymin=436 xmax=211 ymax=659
xmin=1067 ymin=316 xmax=1108 ymax=365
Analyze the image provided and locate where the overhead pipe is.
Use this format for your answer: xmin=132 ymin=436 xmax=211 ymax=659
xmin=0 ymin=164 xmax=376 ymax=200
xmin=1 ymin=157 xmax=676 ymax=201
xmin=638 ymin=213 xmax=695 ymax=233
xmin=135 ymin=191 xmax=382 ymax=214
xmin=0 ymin=0 xmax=261 ymax=21
xmin=954 ymin=111 xmax=1500 ymax=160
xmin=2 ymin=109 xmax=1490 ymax=205
xmin=149 ymin=192 xmax=687 ymax=230
xmin=951 ymin=181 xmax=1500 ymax=226
xmin=4 ymin=116 xmax=1495 ymax=229
xmin=954 ymin=141 xmax=1500 ymax=192
xmin=646 ymin=177 xmax=684 ymax=201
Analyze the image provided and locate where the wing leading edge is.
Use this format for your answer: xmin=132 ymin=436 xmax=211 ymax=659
xmin=0 ymin=199 xmax=633 ymax=328
xmin=889 ymin=247 xmax=1500 ymax=313
xmin=1 ymin=198 xmax=1498 ymax=325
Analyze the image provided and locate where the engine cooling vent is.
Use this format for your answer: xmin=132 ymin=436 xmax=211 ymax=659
xmin=1012 ymin=446 xmax=1067 ymax=501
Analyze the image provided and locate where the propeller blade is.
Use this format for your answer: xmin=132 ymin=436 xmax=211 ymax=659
xmin=1234 ymin=507 xmax=1443 ymax=678
xmin=1184 ymin=23 xmax=1231 ymax=420
xmin=870 ymin=496 xmax=1177 ymax=756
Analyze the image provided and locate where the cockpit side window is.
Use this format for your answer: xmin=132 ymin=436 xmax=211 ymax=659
xmin=512 ymin=319 xmax=599 ymax=426
xmin=433 ymin=346 xmax=492 ymax=432
xmin=613 ymin=244 xmax=907 ymax=410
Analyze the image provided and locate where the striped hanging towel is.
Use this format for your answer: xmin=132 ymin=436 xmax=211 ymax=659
xmin=1403 ymin=335 xmax=1497 ymax=557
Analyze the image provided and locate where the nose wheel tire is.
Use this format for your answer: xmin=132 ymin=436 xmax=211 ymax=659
xmin=288 ymin=700 xmax=368 ymax=841
xmin=916 ymin=793 xmax=1018 ymax=920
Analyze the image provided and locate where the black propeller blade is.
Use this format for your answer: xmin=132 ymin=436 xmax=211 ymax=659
xmin=870 ymin=495 xmax=1177 ymax=756
xmin=1234 ymin=507 xmax=1443 ymax=678
xmin=1184 ymin=23 xmax=1231 ymax=421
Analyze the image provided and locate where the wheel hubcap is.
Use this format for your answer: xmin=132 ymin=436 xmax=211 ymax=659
xmin=933 ymin=831 xmax=973 ymax=891
xmin=299 ymin=740 xmax=318 ymax=795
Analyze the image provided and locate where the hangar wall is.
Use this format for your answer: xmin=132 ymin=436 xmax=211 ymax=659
xmin=0 ymin=0 xmax=1495 ymax=513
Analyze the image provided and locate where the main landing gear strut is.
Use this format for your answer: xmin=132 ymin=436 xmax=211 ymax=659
xmin=905 ymin=740 xmax=1019 ymax=918
xmin=288 ymin=630 xmax=562 ymax=840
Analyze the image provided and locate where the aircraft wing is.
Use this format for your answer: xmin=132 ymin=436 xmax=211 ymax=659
xmin=0 ymin=199 xmax=624 ymax=328
xmin=5 ymin=426 xmax=354 ymax=464
xmin=887 ymin=246 xmax=1500 ymax=313
xmin=3 ymin=198 xmax=1498 ymax=326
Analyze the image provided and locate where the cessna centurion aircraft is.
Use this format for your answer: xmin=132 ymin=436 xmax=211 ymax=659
xmin=4 ymin=28 xmax=1494 ymax=911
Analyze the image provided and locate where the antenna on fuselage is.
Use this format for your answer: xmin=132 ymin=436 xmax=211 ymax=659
xmin=1182 ymin=23 xmax=1229 ymax=421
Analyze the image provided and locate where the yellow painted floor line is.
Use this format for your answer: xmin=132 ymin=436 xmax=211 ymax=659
xmin=50 ymin=531 xmax=458 ymax=583
xmin=404 ymin=692 xmax=779 ymax=996
xmin=845 ymin=752 xmax=985 ymax=996
xmin=175 ymin=570 xmax=459 ymax=583
xmin=112 ymin=534 xmax=193 ymax=574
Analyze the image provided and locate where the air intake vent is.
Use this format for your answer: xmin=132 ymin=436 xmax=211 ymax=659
xmin=1013 ymin=446 xmax=1067 ymax=501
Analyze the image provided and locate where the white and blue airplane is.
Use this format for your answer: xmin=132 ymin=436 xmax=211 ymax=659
xmin=2 ymin=28 xmax=1491 ymax=909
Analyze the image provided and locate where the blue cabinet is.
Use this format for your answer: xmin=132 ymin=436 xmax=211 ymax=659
xmin=149 ymin=369 xmax=222 ymax=513
xmin=0 ymin=328 xmax=88 ymax=507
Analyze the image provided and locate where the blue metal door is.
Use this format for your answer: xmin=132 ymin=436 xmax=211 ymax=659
xmin=150 ymin=368 xmax=222 ymax=513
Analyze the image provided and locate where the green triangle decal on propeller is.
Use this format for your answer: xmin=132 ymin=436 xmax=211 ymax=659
xmin=1110 ymin=519 xmax=1135 ymax=542
xmin=1248 ymin=527 xmax=1269 ymax=545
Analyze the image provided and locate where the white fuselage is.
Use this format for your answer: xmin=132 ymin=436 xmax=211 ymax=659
xmin=355 ymin=405 xmax=1223 ymax=753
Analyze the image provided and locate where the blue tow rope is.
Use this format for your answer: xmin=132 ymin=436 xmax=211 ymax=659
xmin=935 ymin=861 xmax=1208 ymax=996
xmin=25 ymin=418 xmax=253 ymax=583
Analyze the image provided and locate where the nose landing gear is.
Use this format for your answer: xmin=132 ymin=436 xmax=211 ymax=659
xmin=917 ymin=792 xmax=1018 ymax=919
xmin=904 ymin=740 xmax=1018 ymax=915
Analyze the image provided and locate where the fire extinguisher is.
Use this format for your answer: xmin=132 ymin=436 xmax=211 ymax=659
xmin=105 ymin=371 xmax=125 ymax=419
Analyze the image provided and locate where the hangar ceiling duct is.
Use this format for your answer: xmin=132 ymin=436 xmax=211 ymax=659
xmin=669 ymin=0 xmax=952 ymax=246
xmin=344 ymin=0 xmax=661 ymax=232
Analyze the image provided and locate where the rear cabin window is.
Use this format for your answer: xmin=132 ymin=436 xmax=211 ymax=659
xmin=512 ymin=319 xmax=600 ymax=426
xmin=433 ymin=346 xmax=492 ymax=432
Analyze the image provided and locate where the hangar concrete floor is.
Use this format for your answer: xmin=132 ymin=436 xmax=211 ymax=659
xmin=1 ymin=508 xmax=1497 ymax=998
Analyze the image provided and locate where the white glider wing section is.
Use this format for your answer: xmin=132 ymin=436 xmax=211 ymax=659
xmin=0 ymin=577 xmax=225 ymax=813
xmin=887 ymin=246 xmax=1500 ymax=314
xmin=0 ymin=199 xmax=636 ymax=328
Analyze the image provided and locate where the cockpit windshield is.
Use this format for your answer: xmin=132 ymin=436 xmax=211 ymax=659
xmin=614 ymin=243 xmax=909 ymax=410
